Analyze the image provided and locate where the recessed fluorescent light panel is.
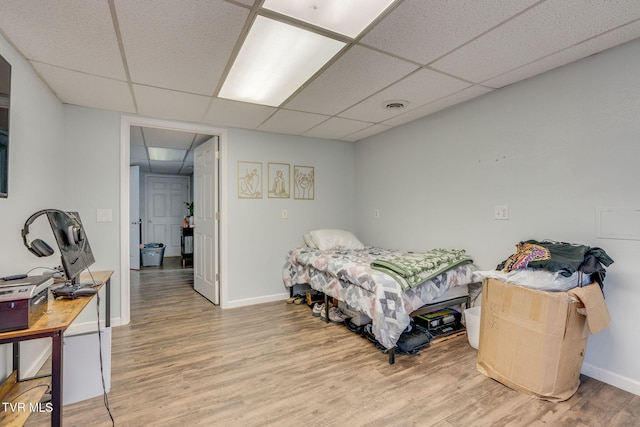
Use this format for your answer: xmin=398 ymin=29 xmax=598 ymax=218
xmin=219 ymin=16 xmax=345 ymax=107
xmin=148 ymin=147 xmax=187 ymax=162
xmin=262 ymin=0 xmax=396 ymax=38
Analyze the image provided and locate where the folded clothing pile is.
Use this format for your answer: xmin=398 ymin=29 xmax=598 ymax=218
xmin=485 ymin=239 xmax=614 ymax=291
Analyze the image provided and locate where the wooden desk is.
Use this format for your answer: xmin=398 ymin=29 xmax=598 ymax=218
xmin=0 ymin=270 xmax=113 ymax=427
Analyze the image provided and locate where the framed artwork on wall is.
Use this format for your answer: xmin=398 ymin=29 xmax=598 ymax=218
xmin=238 ymin=161 xmax=262 ymax=199
xmin=294 ymin=165 xmax=314 ymax=200
xmin=268 ymin=162 xmax=290 ymax=198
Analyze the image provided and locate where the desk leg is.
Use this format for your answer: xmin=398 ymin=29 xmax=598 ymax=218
xmin=105 ymin=277 xmax=111 ymax=328
xmin=13 ymin=342 xmax=19 ymax=380
xmin=51 ymin=330 xmax=63 ymax=427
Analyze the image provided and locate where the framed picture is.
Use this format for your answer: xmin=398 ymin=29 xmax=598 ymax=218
xmin=294 ymin=165 xmax=314 ymax=200
xmin=268 ymin=162 xmax=290 ymax=198
xmin=238 ymin=161 xmax=262 ymax=199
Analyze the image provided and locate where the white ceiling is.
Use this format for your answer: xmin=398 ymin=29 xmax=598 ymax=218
xmin=1 ymin=0 xmax=640 ymax=174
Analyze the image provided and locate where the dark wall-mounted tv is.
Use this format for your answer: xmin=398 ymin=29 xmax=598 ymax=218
xmin=0 ymin=53 xmax=11 ymax=198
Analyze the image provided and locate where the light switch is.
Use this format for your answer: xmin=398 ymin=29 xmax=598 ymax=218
xmin=97 ymin=209 xmax=113 ymax=223
xmin=494 ymin=205 xmax=509 ymax=220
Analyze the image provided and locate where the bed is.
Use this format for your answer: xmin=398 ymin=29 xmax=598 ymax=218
xmin=282 ymin=229 xmax=478 ymax=363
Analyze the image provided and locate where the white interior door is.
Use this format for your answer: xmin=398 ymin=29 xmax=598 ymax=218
xmin=145 ymin=175 xmax=189 ymax=257
xmin=193 ymin=136 xmax=219 ymax=304
xmin=129 ymin=165 xmax=141 ymax=270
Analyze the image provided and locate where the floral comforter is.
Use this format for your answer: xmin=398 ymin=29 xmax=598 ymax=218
xmin=283 ymin=246 xmax=477 ymax=350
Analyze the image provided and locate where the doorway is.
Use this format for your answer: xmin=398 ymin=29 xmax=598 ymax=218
xmin=145 ymin=174 xmax=190 ymax=258
xmin=120 ymin=116 xmax=227 ymax=326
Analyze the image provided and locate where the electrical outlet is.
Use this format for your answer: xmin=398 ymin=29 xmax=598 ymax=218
xmin=494 ymin=205 xmax=509 ymax=220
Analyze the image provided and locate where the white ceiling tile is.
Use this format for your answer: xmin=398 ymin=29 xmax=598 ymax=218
xmin=0 ymin=0 xmax=125 ymax=79
xmin=133 ymin=85 xmax=212 ymax=122
xmin=341 ymin=124 xmax=392 ymax=142
xmin=430 ymin=0 xmax=640 ymax=83
xmin=114 ymin=0 xmax=249 ymax=95
xmin=303 ymin=117 xmax=372 ymax=140
xmin=483 ymin=20 xmax=640 ymax=89
xmin=33 ymin=63 xmax=135 ymax=113
xmin=140 ymin=127 xmax=196 ymax=150
xmin=202 ymin=98 xmax=277 ymax=129
xmin=257 ymin=110 xmax=330 ymax=135
xmin=285 ymin=45 xmax=418 ymax=115
xmin=340 ymin=68 xmax=470 ymax=122
xmin=381 ymin=85 xmax=493 ymax=127
xmin=361 ymin=0 xmax=539 ymax=64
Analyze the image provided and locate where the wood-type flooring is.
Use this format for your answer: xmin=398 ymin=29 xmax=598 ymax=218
xmin=26 ymin=257 xmax=640 ymax=426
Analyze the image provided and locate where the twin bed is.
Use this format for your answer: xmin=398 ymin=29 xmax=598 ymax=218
xmin=282 ymin=229 xmax=478 ymax=363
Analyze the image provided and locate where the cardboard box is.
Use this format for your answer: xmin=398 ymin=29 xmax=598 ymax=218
xmin=476 ymin=278 xmax=610 ymax=401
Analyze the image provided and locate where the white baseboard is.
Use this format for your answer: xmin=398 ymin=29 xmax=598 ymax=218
xmin=66 ymin=316 xmax=123 ymax=336
xmin=582 ymin=362 xmax=640 ymax=396
xmin=223 ymin=292 xmax=289 ymax=309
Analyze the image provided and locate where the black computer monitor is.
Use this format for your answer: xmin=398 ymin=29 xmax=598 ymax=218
xmin=46 ymin=211 xmax=96 ymax=287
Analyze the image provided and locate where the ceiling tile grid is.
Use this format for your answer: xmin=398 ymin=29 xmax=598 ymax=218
xmin=381 ymin=85 xmax=494 ymax=127
xmin=257 ymin=109 xmax=331 ymax=135
xmin=339 ymin=68 xmax=471 ymax=122
xmin=114 ymin=0 xmax=250 ymax=96
xmin=202 ymin=97 xmax=277 ymax=130
xmin=341 ymin=124 xmax=393 ymax=142
xmin=132 ymin=85 xmax=212 ymax=123
xmin=482 ymin=18 xmax=640 ymax=89
xmin=303 ymin=116 xmax=374 ymax=140
xmin=284 ymin=45 xmax=419 ymax=116
xmin=33 ymin=63 xmax=136 ymax=113
xmin=429 ymin=0 xmax=640 ymax=83
xmin=360 ymin=0 xmax=540 ymax=65
xmin=0 ymin=0 xmax=126 ymax=80
xmin=1 ymin=0 xmax=640 ymax=174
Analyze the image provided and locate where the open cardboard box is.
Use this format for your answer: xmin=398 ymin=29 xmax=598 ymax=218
xmin=477 ymin=278 xmax=610 ymax=401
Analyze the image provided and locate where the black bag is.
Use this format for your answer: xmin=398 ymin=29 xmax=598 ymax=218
xmin=395 ymin=324 xmax=431 ymax=355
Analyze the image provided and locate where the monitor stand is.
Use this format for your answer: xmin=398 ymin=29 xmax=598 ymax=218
xmin=67 ymin=276 xmax=103 ymax=289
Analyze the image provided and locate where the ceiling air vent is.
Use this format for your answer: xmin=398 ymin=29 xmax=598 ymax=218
xmin=383 ymin=100 xmax=408 ymax=110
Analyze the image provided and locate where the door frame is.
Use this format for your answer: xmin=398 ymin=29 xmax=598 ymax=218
xmin=120 ymin=115 xmax=227 ymax=325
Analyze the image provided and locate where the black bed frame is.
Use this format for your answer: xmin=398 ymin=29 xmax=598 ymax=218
xmin=290 ymin=287 xmax=470 ymax=364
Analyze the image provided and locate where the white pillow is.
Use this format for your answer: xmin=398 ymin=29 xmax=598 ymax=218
xmin=303 ymin=233 xmax=317 ymax=248
xmin=309 ymin=229 xmax=364 ymax=251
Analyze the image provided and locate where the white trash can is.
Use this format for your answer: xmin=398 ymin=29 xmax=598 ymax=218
xmin=464 ymin=305 xmax=481 ymax=350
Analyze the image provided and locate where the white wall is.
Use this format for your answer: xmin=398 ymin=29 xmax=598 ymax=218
xmin=225 ymin=128 xmax=356 ymax=305
xmin=354 ymin=39 xmax=640 ymax=395
xmin=61 ymin=105 xmax=122 ymax=329
xmin=0 ymin=35 xmax=66 ymax=379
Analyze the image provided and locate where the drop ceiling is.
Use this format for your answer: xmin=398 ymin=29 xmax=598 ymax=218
xmin=1 ymin=0 xmax=640 ymax=174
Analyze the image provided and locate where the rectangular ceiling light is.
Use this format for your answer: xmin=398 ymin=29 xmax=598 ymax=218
xmin=219 ymin=16 xmax=345 ymax=107
xmin=148 ymin=147 xmax=187 ymax=162
xmin=263 ymin=0 xmax=396 ymax=38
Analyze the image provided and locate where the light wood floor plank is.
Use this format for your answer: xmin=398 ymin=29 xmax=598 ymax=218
xmin=25 ymin=257 xmax=640 ymax=426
